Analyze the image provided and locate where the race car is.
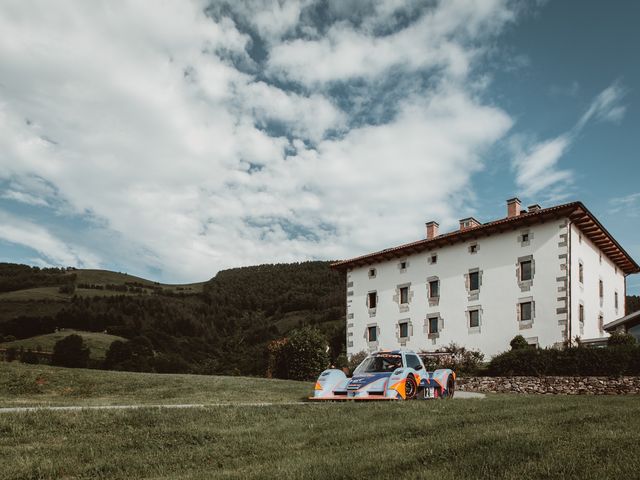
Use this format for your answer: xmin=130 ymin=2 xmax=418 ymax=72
xmin=310 ymin=350 xmax=455 ymax=401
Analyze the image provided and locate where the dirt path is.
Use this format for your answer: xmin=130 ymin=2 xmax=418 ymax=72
xmin=0 ymin=391 xmax=485 ymax=413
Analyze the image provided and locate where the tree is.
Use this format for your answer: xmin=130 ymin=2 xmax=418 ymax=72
xmin=104 ymin=340 xmax=133 ymax=369
xmin=51 ymin=334 xmax=90 ymax=368
xmin=510 ymin=335 xmax=529 ymax=350
xmin=608 ymin=331 xmax=636 ymax=347
xmin=269 ymin=327 xmax=329 ymax=381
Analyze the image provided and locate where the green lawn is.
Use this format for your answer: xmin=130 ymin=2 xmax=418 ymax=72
xmin=0 ymin=286 xmax=71 ymax=301
xmin=0 ymin=362 xmax=308 ymax=407
xmin=0 ymin=330 xmax=126 ymax=359
xmin=2 ymin=363 xmax=640 ymax=479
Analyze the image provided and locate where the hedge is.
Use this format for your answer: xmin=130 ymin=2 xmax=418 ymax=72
xmin=488 ymin=345 xmax=640 ymax=377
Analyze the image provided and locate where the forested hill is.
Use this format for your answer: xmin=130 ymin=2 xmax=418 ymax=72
xmin=628 ymin=295 xmax=640 ymax=315
xmin=0 ymin=261 xmax=345 ymax=375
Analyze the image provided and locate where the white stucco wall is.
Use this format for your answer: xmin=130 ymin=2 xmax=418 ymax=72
xmin=569 ymin=223 xmax=626 ymax=341
xmin=346 ymin=219 xmax=572 ymax=359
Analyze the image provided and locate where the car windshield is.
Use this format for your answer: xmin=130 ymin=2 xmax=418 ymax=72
xmin=354 ymin=354 xmax=402 ymax=374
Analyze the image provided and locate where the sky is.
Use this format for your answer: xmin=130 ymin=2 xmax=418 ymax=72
xmin=0 ymin=0 xmax=638 ymax=292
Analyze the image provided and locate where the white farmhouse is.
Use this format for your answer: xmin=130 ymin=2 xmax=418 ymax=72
xmin=332 ymin=199 xmax=639 ymax=358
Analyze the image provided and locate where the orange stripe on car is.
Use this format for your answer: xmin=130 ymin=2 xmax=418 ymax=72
xmin=389 ymin=380 xmax=406 ymax=399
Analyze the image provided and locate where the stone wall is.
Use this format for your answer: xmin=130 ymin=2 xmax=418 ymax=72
xmin=458 ymin=376 xmax=640 ymax=395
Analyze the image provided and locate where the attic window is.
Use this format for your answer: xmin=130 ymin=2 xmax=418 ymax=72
xmin=368 ymin=268 xmax=376 ymax=278
xmin=522 ymin=233 xmax=529 ymax=243
xmin=469 ymin=244 xmax=478 ymax=254
xmin=400 ymin=261 xmax=407 ymax=270
xmin=430 ymin=254 xmax=437 ymax=264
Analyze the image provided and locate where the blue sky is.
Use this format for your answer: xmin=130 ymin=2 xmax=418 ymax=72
xmin=0 ymin=0 xmax=638 ymax=293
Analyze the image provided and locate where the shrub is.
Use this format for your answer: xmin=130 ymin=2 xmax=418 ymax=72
xmin=51 ymin=334 xmax=90 ymax=368
xmin=334 ymin=352 xmax=349 ymax=370
xmin=104 ymin=338 xmax=155 ymax=372
xmin=21 ymin=349 xmax=40 ymax=364
xmin=268 ymin=327 xmax=329 ymax=381
xmin=421 ymin=343 xmax=484 ymax=375
xmin=266 ymin=338 xmax=289 ymax=379
xmin=58 ymin=283 xmax=76 ymax=294
xmin=5 ymin=347 xmax=18 ymax=362
xmin=152 ymin=353 xmax=191 ymax=374
xmin=104 ymin=340 xmax=133 ymax=370
xmin=510 ymin=335 xmax=529 ymax=350
xmin=488 ymin=345 xmax=640 ymax=376
xmin=608 ymin=331 xmax=636 ymax=347
xmin=348 ymin=350 xmax=368 ymax=374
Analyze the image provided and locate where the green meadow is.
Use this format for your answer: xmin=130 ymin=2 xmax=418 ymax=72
xmin=1 ymin=363 xmax=640 ymax=479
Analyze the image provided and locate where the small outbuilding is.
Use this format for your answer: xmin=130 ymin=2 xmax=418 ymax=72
xmin=604 ymin=310 xmax=640 ymax=342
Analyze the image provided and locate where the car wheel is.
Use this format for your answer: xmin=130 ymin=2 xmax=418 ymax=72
xmin=445 ymin=375 xmax=455 ymax=399
xmin=404 ymin=375 xmax=417 ymax=400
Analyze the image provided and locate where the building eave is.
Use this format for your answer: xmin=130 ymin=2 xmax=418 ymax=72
xmin=331 ymin=201 xmax=640 ymax=275
xmin=603 ymin=310 xmax=640 ymax=332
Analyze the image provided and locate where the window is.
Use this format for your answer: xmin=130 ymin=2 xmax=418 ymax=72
xmin=520 ymin=302 xmax=532 ymax=322
xmin=367 ymin=326 xmax=377 ymax=342
xmin=579 ymin=262 xmax=584 ymax=284
xmin=368 ymin=291 xmax=377 ymax=309
xmin=399 ymin=322 xmax=409 ymax=338
xmin=405 ymin=354 xmax=421 ymax=370
xmin=469 ymin=244 xmax=478 ymax=254
xmin=599 ymin=280 xmax=604 ymax=299
xmin=368 ymin=268 xmax=376 ymax=278
xmin=430 ymin=254 xmax=437 ymax=264
xmin=400 ymin=286 xmax=409 ymax=304
xmin=428 ymin=316 xmax=439 ymax=334
xmin=522 ymin=233 xmax=529 ymax=243
xmin=429 ymin=280 xmax=439 ymax=298
xmin=469 ymin=271 xmax=480 ymax=291
xmin=598 ymin=315 xmax=604 ymax=334
xmin=579 ymin=304 xmax=584 ymax=324
xmin=615 ymin=291 xmax=619 ymax=310
xmin=469 ymin=309 xmax=480 ymax=328
xmin=520 ymin=260 xmax=532 ymax=282
xmin=400 ymin=261 xmax=407 ymax=270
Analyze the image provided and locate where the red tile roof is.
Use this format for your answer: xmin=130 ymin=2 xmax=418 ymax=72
xmin=331 ymin=201 xmax=640 ymax=275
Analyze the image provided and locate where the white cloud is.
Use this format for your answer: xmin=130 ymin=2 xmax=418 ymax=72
xmin=0 ymin=0 xmax=518 ymax=282
xmin=267 ymin=0 xmax=514 ymax=85
xmin=512 ymin=80 xmax=627 ymax=201
xmin=575 ymin=81 xmax=627 ymax=131
xmin=0 ymin=210 xmax=101 ymax=267
xmin=610 ymin=192 xmax=640 ymax=216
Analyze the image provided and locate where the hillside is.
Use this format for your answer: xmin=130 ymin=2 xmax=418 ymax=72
xmin=0 ymin=261 xmax=345 ymax=375
xmin=0 ymin=329 xmax=126 ymax=359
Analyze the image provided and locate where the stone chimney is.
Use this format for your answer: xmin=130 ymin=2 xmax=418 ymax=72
xmin=459 ymin=217 xmax=481 ymax=231
xmin=528 ymin=204 xmax=541 ymax=213
xmin=507 ymin=197 xmax=521 ymax=218
xmin=425 ymin=221 xmax=439 ymax=240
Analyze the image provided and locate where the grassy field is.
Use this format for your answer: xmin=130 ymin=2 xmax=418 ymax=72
xmin=0 ymin=330 xmax=125 ymax=359
xmin=0 ymin=286 xmax=71 ymax=301
xmin=1 ymin=364 xmax=640 ymax=479
xmin=74 ymin=269 xmax=205 ymax=294
xmin=0 ymin=362 xmax=308 ymax=407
